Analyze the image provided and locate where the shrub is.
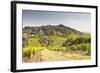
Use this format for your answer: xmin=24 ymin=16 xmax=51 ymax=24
xmin=23 ymin=47 xmax=45 ymax=58
xmin=32 ymin=47 xmax=45 ymax=54
xmin=59 ymin=47 xmax=66 ymax=52
xmin=62 ymin=37 xmax=91 ymax=47
xmin=69 ymin=45 xmax=77 ymax=51
xmin=23 ymin=47 xmax=32 ymax=58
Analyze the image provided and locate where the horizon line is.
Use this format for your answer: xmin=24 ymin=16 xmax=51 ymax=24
xmin=22 ymin=24 xmax=91 ymax=33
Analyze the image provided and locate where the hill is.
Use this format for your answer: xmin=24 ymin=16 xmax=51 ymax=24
xmin=23 ymin=24 xmax=82 ymax=37
xmin=22 ymin=24 xmax=91 ymax=63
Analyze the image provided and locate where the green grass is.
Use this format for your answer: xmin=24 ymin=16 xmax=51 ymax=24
xmin=22 ymin=32 xmax=91 ymax=62
xmin=23 ymin=47 xmax=46 ymax=58
xmin=48 ymin=36 xmax=67 ymax=47
xmin=26 ymin=38 xmax=41 ymax=47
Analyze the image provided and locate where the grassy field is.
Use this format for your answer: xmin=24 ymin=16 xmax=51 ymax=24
xmin=22 ymin=25 xmax=91 ymax=63
xmin=23 ymin=47 xmax=90 ymax=63
xmin=22 ymin=35 xmax=91 ymax=63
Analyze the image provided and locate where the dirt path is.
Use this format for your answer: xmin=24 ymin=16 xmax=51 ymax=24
xmin=40 ymin=49 xmax=90 ymax=62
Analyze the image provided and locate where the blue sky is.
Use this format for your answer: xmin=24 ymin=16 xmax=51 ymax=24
xmin=22 ymin=10 xmax=91 ymax=33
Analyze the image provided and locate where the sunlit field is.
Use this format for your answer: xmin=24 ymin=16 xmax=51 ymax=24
xmin=22 ymin=25 xmax=91 ymax=63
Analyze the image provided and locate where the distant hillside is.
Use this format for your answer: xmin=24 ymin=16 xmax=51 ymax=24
xmin=23 ymin=24 xmax=82 ymax=37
